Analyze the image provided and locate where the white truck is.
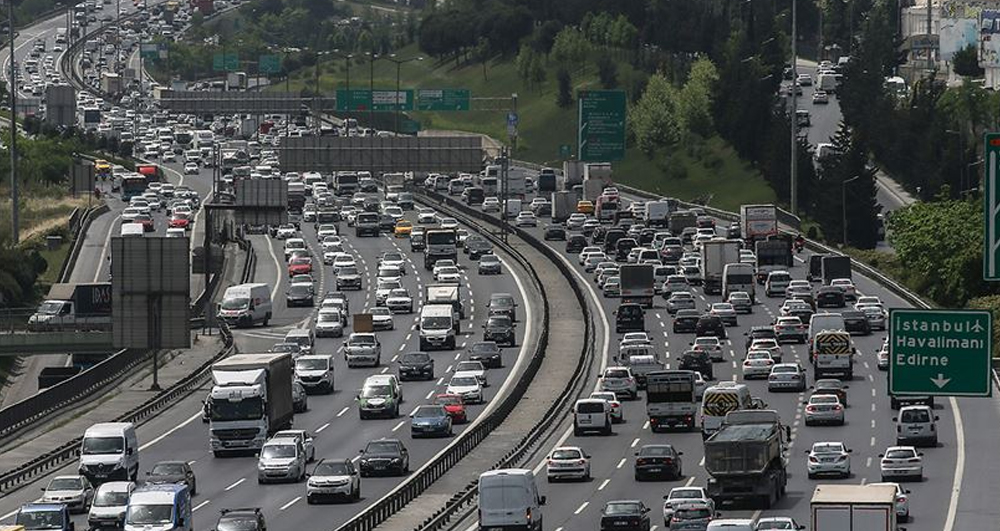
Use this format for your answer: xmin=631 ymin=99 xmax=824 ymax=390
xmin=503 ymin=168 xmax=527 ymax=199
xmin=583 ymin=179 xmax=605 ymax=202
xmin=29 ymin=283 xmax=112 ymax=331
xmin=811 ymin=484 xmax=897 ymax=531
xmin=620 ymin=264 xmax=655 ymax=308
xmin=646 ymin=370 xmax=699 ymax=431
xmin=740 ymin=204 xmax=779 ymax=242
xmin=700 ymin=239 xmax=742 ymax=296
xmin=551 ymin=191 xmax=578 ymax=223
xmin=563 ymin=160 xmax=585 ymax=188
xmin=425 ymin=284 xmax=465 ymax=328
xmin=208 ymin=353 xmax=294 ymax=457
xmin=583 ymin=162 xmax=612 ymax=186
xmin=643 ymin=200 xmax=671 ymax=227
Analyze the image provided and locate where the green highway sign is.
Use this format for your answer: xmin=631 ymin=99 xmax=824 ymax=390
xmin=259 ymin=54 xmax=281 ymax=75
xmin=889 ymin=309 xmax=993 ymax=397
xmin=985 ymin=132 xmax=1000 ymax=280
xmin=416 ymin=89 xmax=470 ymax=111
xmin=578 ymin=89 xmax=626 ymax=162
xmin=140 ymin=43 xmax=167 ymax=61
xmin=336 ymin=89 xmax=414 ymax=112
xmin=213 ymin=53 xmax=239 ymax=72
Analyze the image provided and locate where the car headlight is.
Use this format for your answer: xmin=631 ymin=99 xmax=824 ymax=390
xmin=391 ymin=457 xmax=402 ymax=463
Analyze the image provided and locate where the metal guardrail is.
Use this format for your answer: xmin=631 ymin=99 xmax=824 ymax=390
xmin=57 ymin=204 xmax=110 ymax=283
xmin=333 ymin=188 xmax=573 ymax=531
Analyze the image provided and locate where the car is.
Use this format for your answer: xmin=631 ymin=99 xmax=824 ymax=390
xmin=879 ymin=446 xmax=923 ymax=482
xmin=876 ymin=341 xmax=890 ymax=371
xmin=292 ymin=380 xmax=308 ymax=413
xmin=468 ymin=341 xmax=503 ymax=369
xmin=410 ymin=405 xmax=454 ymax=438
xmin=603 ymin=277 xmax=622 ymax=297
xmin=336 ymin=265 xmax=363 ymax=290
xmin=483 ymin=314 xmax=516 ymax=347
xmin=272 ymin=430 xmax=316 ymax=462
xmin=395 ymin=351 xmax=434 ymax=381
xmin=431 ymin=394 xmax=467 ymax=424
xmin=804 ymin=394 xmax=845 ymax=426
xmin=829 ymin=278 xmax=858 ymax=300
xmin=216 ymin=508 xmax=267 ymax=531
xmin=465 ymin=237 xmax=494 ymax=259
xmin=394 ymin=220 xmax=413 ymax=237
xmin=600 ymin=500 xmax=651 ymax=531
xmin=742 ymin=350 xmax=775 ymax=380
xmin=287 ymin=256 xmax=313 ymax=276
xmin=666 ymin=291 xmax=696 ymax=314
xmin=343 ymin=333 xmax=381 ymax=367
xmin=856 ymin=295 xmax=883 ymax=307
xmin=146 ymin=461 xmax=197 ymax=494
xmin=455 ymin=360 xmax=488 ymax=387
xmin=478 ymin=253 xmax=503 ymax=275
xmin=633 ymin=444 xmax=682 ymax=480
xmin=482 ymin=197 xmax=501 ymax=212
xmin=515 ymin=211 xmax=537 ymax=227
xmin=446 ymin=373 xmax=484 ymax=404
xmin=805 ymin=441 xmax=852 ymax=479
xmin=306 ymin=458 xmax=361 ymax=503
xmin=543 ymin=225 xmax=566 ymax=241
xmin=589 ymin=391 xmax=624 ymax=423
xmin=546 ymin=446 xmax=591 ymax=482
xmin=577 ymin=200 xmax=595 ymax=214
xmin=370 ymin=307 xmax=394 ymax=330
xmin=694 ymin=314 xmax=727 ymax=339
xmin=600 ymin=366 xmax=638 ymax=400
xmin=895 ymin=405 xmax=939 ymax=447
xmin=773 ymin=316 xmax=807 ymax=343
xmin=781 ymin=299 xmax=814 ymax=321
xmin=662 ymin=487 xmax=715 ymax=526
xmin=857 ymin=303 xmax=887 ymax=330
xmin=813 ymin=379 xmax=849 ymax=406
xmin=691 ymin=336 xmax=724 ymax=362
xmin=768 ymin=363 xmax=807 ymax=391
xmin=672 ymin=309 xmax=700 ymax=333
xmin=359 ymin=439 xmax=409 ymax=477
xmin=666 ymin=500 xmax=716 ymax=530
xmin=748 ymin=338 xmax=783 ymax=362
xmin=285 ymin=283 xmax=314 ymax=307
xmin=315 ymin=309 xmax=344 ymax=338
xmin=756 ymin=516 xmax=806 ymax=530
xmin=816 ymin=285 xmax=846 ymax=308
xmin=257 ymin=439 xmax=307 ymax=483
xmin=867 ymin=482 xmax=911 ymax=522
xmin=841 ymin=310 xmax=871 ymax=335
xmin=41 ymin=475 xmax=94 ymax=513
xmin=434 ymin=265 xmax=462 ymax=283
xmin=727 ymin=291 xmax=753 ymax=314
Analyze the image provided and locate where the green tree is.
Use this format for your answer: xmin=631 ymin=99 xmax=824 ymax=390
xmin=556 ymin=68 xmax=573 ymax=108
xmin=629 ymin=73 xmax=682 ymax=154
xmin=952 ymin=44 xmax=985 ymax=77
xmin=596 ymin=53 xmax=618 ymax=89
xmin=677 ymin=57 xmax=719 ymax=138
xmin=813 ymin=124 xmax=881 ymax=248
xmin=551 ymin=27 xmax=591 ymax=74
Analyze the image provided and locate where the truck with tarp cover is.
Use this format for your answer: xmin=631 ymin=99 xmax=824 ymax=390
xmin=704 ymin=410 xmax=790 ymax=508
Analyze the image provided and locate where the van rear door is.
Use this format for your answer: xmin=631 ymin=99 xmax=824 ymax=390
xmin=479 ymin=477 xmax=532 ymax=528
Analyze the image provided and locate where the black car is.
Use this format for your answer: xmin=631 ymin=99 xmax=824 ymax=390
xmin=695 ymin=315 xmax=727 ymax=339
xmin=726 ymin=221 xmax=741 ymax=238
xmin=544 ymin=225 xmax=567 ymax=241
xmin=661 ymin=245 xmax=684 ymax=265
xmin=566 ymin=234 xmax=588 ymax=254
xmin=397 ymin=351 xmax=434 ymax=381
xmin=147 ymin=461 xmax=197 ymax=494
xmin=603 ymin=229 xmax=626 ymax=255
xmin=359 ymin=439 xmax=409 ymax=477
xmin=487 ymin=293 xmax=517 ymax=321
xmin=633 ymin=444 xmax=682 ymax=480
xmin=465 ymin=238 xmax=493 ymax=260
xmin=378 ymin=214 xmax=396 ymax=232
xmin=600 ymin=500 xmax=651 ymax=531
xmin=678 ymin=350 xmax=713 ymax=380
xmin=672 ymin=309 xmax=700 ymax=333
xmin=216 ymin=508 xmax=266 ymax=531
xmin=745 ymin=326 xmax=778 ymax=351
xmin=816 ymin=286 xmax=846 ymax=308
xmin=637 ymin=229 xmax=656 ymax=247
xmin=468 ymin=341 xmax=503 ymax=368
xmin=483 ymin=315 xmax=516 ymax=346
xmin=615 ymin=303 xmax=645 ymax=333
xmin=397 ymin=193 xmax=415 ymax=210
xmin=463 ymin=187 xmax=485 ymax=205
xmin=615 ymin=238 xmax=638 ymax=262
xmin=841 ymin=310 xmax=871 ymax=335
xmin=285 ymin=284 xmax=314 ymax=307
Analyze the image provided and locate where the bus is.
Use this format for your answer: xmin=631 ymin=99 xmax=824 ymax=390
xmin=595 ymin=195 xmax=619 ymax=223
xmin=646 ymin=370 xmax=699 ymax=432
xmin=700 ymin=381 xmax=753 ymax=438
xmin=121 ymin=174 xmax=148 ymax=200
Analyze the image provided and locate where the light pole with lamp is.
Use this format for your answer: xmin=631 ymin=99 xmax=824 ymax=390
xmin=383 ymin=54 xmax=422 ymax=134
xmin=842 ymin=175 xmax=861 ymax=245
xmin=7 ymin=0 xmax=17 ymax=243
xmin=367 ymin=50 xmax=379 ymax=133
xmin=329 ymin=49 xmax=353 ymax=135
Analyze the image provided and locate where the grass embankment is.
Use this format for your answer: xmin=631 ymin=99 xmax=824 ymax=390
xmin=279 ymin=44 xmax=776 ymax=212
xmin=0 ymin=194 xmax=92 ymax=288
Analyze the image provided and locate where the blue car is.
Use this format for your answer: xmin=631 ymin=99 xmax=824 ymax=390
xmin=409 ymin=405 xmax=453 ymax=438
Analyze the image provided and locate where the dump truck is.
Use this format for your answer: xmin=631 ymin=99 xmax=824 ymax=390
xmin=551 ymin=191 xmax=578 ymax=223
xmin=620 ymin=264 xmax=655 ymax=308
xmin=700 ymin=239 xmax=741 ymax=295
xmin=208 ymin=353 xmax=294 ymax=456
xmin=668 ymin=210 xmax=698 ymax=234
xmin=704 ymin=410 xmax=790 ymax=508
xmin=821 ymin=255 xmax=852 ymax=284
xmin=425 ymin=229 xmax=458 ymax=270
xmin=740 ymin=204 xmax=779 ymax=242
xmin=287 ymin=180 xmax=306 ymax=213
xmin=811 ymin=484 xmax=897 ymax=531
xmin=29 ymin=283 xmax=112 ymax=331
xmin=754 ymin=236 xmax=794 ymax=283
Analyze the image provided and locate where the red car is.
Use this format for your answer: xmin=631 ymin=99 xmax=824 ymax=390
xmin=287 ymin=256 xmax=313 ymax=276
xmin=168 ymin=213 xmax=191 ymax=229
xmin=136 ymin=214 xmax=155 ymax=232
xmin=433 ymin=393 xmax=468 ymax=424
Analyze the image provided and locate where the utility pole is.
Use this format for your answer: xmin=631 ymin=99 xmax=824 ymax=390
xmin=789 ymin=0 xmax=798 ymax=217
xmin=8 ymin=0 xmax=18 ymax=244
xmin=842 ymin=175 xmax=860 ymax=245
xmin=368 ymin=49 xmax=376 ymax=134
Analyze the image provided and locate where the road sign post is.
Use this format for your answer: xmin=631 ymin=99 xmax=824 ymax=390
xmin=336 ymin=89 xmax=413 ymax=111
xmin=889 ymin=309 xmax=992 ymax=397
xmin=259 ymin=54 xmax=281 ymax=75
xmin=985 ymin=132 xmax=1000 ymax=280
xmin=578 ymin=90 xmax=626 ymax=162
xmin=416 ymin=89 xmax=470 ymax=111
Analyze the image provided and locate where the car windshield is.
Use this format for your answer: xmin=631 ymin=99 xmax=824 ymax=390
xmin=674 ymin=507 xmax=712 ymax=519
xmin=126 ymin=504 xmax=173 ymax=525
xmin=217 ymin=516 xmax=259 ymax=531
xmin=317 ymin=312 xmax=340 ymax=323
xmin=471 ymin=343 xmax=498 ymax=354
xmin=422 ymin=316 xmax=452 ymax=329
xmin=383 ymin=253 xmax=403 ymax=261
xmin=605 ymin=369 xmax=629 ymax=379
xmin=403 ymin=353 xmax=430 ymax=364
xmin=339 ymin=266 xmax=358 ymax=276
xmin=296 ymin=358 xmax=327 ymax=371
xmin=901 ymin=409 xmax=931 ymax=423
xmin=670 ymin=489 xmax=703 ymax=500
xmin=886 ymin=449 xmax=916 ymax=459
xmin=48 ymin=478 xmax=83 ymax=490
xmin=261 ymin=444 xmax=296 ymax=459
xmin=552 ymin=449 xmax=582 ymax=459
xmin=813 ymin=443 xmax=844 ymax=454
xmin=638 ymin=446 xmax=674 ymax=456
xmin=289 ymin=285 xmax=311 ymax=295
xmin=150 ymin=463 xmax=186 ymax=475
xmin=487 ymin=317 xmax=511 ymax=328
xmin=82 ymin=436 xmax=124 ymax=455
xmin=314 ymin=462 xmax=351 ymax=476
xmin=758 ymin=521 xmax=796 ymax=530
xmin=811 ymin=395 xmax=839 ymax=404
xmin=366 ymin=441 xmax=400 ymax=454
xmin=362 ymin=385 xmax=392 ymax=398
xmin=414 ymin=406 xmax=445 ymax=418
xmin=451 ymin=376 xmax=478 ymax=386
xmin=457 ymin=362 xmax=481 ymax=372
xmin=604 ymin=502 xmax=641 ymax=516
xmin=221 ymin=297 xmax=249 ymax=310
xmin=94 ymin=488 xmax=130 ymax=507
xmin=773 ymin=365 xmax=797 ymax=373
xmin=350 ymin=335 xmax=375 ymax=345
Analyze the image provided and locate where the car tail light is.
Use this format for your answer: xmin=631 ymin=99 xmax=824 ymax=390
xmin=806 ymin=406 xmax=816 ymax=412
xmin=908 ymin=458 xmax=921 ymax=463
xmin=636 ymin=458 xmax=646 ymax=465
xmin=833 ymin=405 xmax=842 ymax=411
xmin=578 ymin=459 xmax=587 ymax=465
xmin=809 ymin=456 xmax=818 ymax=463
xmin=897 ymin=425 xmax=902 ymax=433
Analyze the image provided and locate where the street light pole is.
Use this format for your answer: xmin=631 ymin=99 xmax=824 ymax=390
xmin=385 ymin=55 xmax=422 ymax=135
xmin=790 ymin=0 xmax=798 ymax=217
xmin=842 ymin=175 xmax=860 ymax=245
xmin=369 ymin=50 xmax=376 ymax=133
xmin=8 ymin=0 xmax=18 ymax=243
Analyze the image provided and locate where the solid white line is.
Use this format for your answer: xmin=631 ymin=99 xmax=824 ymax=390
xmin=224 ymin=478 xmax=245 ymax=491
xmin=944 ymin=397 xmax=965 ymax=531
xmin=266 ymin=236 xmax=282 ymax=301
xmin=193 ymin=500 xmax=211 ymax=512
xmin=279 ymin=496 xmax=301 ymax=511
xmin=95 ymin=214 xmax=122 ymax=282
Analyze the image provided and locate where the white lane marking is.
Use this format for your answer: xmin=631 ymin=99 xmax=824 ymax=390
xmin=141 ymin=412 xmax=200 ymax=450
xmin=616 ymin=458 xmax=626 ymax=469
xmin=391 ymin=420 xmax=405 ymax=432
xmin=944 ymin=397 xmax=965 ymax=531
xmin=266 ymin=236 xmax=282 ymax=301
xmin=598 ymin=479 xmax=610 ymax=491
xmin=870 ymin=436 xmax=876 ymax=447
xmin=866 ymin=457 xmax=872 ymax=468
xmin=337 ymin=406 xmax=349 ymax=417
xmin=193 ymin=500 xmax=211 ymax=512
xmin=316 ymin=422 xmax=330 ymax=433
xmin=224 ymin=478 xmax=245 ymax=491
xmin=642 ymin=420 xmax=650 ymax=430
xmin=95 ymin=214 xmax=122 ymax=282
xmin=437 ymin=377 xmax=445 ymax=385
xmin=426 ymin=390 xmax=435 ymax=400
xmin=684 ymin=476 xmax=695 ymax=487
xmin=380 ymin=367 xmax=388 ymax=374
xmin=630 ymin=437 xmax=640 ymax=448
xmin=279 ymin=497 xmax=301 ymax=511
xmin=574 ymin=501 xmax=589 ymax=515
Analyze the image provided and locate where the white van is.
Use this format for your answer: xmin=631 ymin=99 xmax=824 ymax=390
xmin=808 ymin=312 xmax=847 ymax=342
xmin=478 ymin=469 xmax=546 ymax=531
xmin=124 ymin=484 xmax=191 ymax=531
xmin=78 ymin=422 xmax=140 ymax=483
xmin=120 ymin=222 xmax=144 ymax=238
xmin=217 ymin=283 xmax=272 ymax=327
xmin=419 ymin=304 xmax=456 ymax=350
xmin=701 ymin=382 xmax=753 ymax=438
xmin=294 ymin=354 xmax=335 ymax=394
xmin=723 ymin=263 xmax=756 ymax=302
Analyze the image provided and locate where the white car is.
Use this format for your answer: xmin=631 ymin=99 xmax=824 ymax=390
xmin=417 ymin=208 xmax=437 ymax=224
xmin=692 ymin=337 xmax=723 ymax=362
xmin=807 ymin=441 xmax=852 ymax=479
xmin=748 ymin=338 xmax=783 ymax=363
xmin=432 ymin=259 xmax=457 ymax=278
xmin=42 ymin=475 xmax=95 ymax=513
xmin=514 ymin=211 xmax=537 ymax=227
xmin=440 ymin=217 xmax=459 ymax=230
xmin=830 ymin=278 xmax=858 ymax=300
xmin=599 ymin=366 xmax=638 ymax=400
xmin=482 ymin=197 xmax=501 ymax=212
xmin=446 ymin=372 xmax=484 ymax=404
xmin=434 ymin=265 xmax=461 ymax=283
xmin=879 ymin=446 xmax=923 ymax=482
xmin=589 ymin=391 xmax=624 ymax=423
xmin=321 ymin=235 xmax=343 ymax=253
xmin=454 ymin=360 xmax=488 ymax=387
xmin=370 ymin=307 xmax=394 ymax=330
xmin=856 ymin=295 xmax=883 ymax=307
xmin=315 ymin=309 xmax=344 ymax=337
xmin=565 ymin=213 xmax=587 ymax=230
xmin=546 ymin=446 xmax=591 ymax=482
xmin=379 ymin=252 xmax=407 ymax=274
xmin=332 ymin=253 xmax=357 ymax=272
xmin=184 ymin=162 xmax=199 ymax=174
xmin=385 ymin=288 xmax=414 ymax=313
xmin=757 ymin=517 xmax=806 ymax=530
xmin=868 ymin=482 xmax=911 ymax=522
xmin=275 ymin=224 xmax=297 ymax=239
xmin=742 ymin=350 xmax=775 ymax=379
xmin=662 ymin=487 xmax=715 ymax=526
xmin=317 ymin=224 xmax=338 ymax=239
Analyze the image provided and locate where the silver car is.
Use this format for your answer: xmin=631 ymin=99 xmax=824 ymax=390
xmin=306 ymin=459 xmax=361 ymax=503
xmin=879 ymin=446 xmax=923 ymax=482
xmin=88 ymin=481 xmax=135 ymax=529
xmin=342 ymin=333 xmax=381 ymax=367
xmin=804 ymin=394 xmax=845 ymax=426
xmin=768 ymin=363 xmax=807 ymax=391
xmin=807 ymin=441 xmax=852 ymax=478
xmin=599 ymin=366 xmax=638 ymax=400
xmin=42 ymin=475 xmax=95 ymax=513
xmin=257 ymin=441 xmax=307 ymax=483
xmin=666 ymin=291 xmax=696 ymax=314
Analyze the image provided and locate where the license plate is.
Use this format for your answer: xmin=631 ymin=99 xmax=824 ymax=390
xmin=647 ymin=467 xmax=661 ymax=472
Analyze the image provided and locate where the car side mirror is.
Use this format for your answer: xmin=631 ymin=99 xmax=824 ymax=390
xmin=69 ymin=523 xmax=75 ymax=531
xmin=918 ymin=452 xmax=924 ymax=456
xmin=935 ymin=416 xmax=940 ymax=421
xmin=892 ymin=417 xmax=898 ymax=422
xmin=128 ymin=448 xmax=134 ymax=455
xmin=878 ymin=454 xmax=885 ymax=458
xmin=539 ymin=495 xmax=547 ymax=506
xmin=677 ymin=451 xmax=683 ymax=455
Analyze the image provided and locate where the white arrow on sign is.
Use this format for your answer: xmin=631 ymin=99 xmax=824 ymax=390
xmin=931 ymin=373 xmax=952 ymax=389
